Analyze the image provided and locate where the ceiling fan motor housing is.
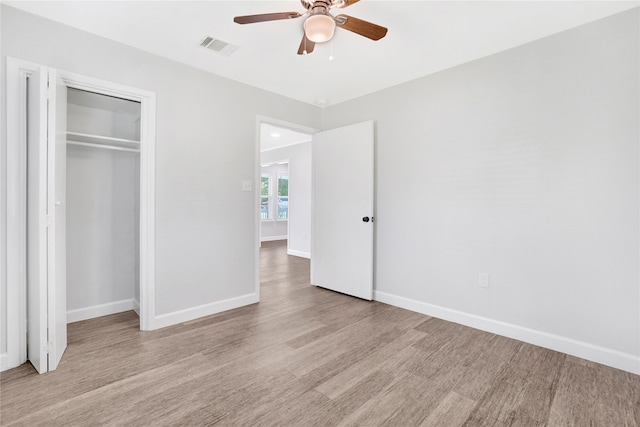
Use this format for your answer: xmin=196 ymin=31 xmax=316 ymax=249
xmin=300 ymin=0 xmax=344 ymax=10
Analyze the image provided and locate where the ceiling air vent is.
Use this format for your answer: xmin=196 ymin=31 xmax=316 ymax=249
xmin=199 ymin=35 xmax=238 ymax=57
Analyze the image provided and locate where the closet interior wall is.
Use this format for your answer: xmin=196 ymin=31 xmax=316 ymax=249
xmin=66 ymin=88 xmax=141 ymax=321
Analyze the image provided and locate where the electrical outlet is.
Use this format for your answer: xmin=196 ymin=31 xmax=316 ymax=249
xmin=479 ymin=273 xmax=489 ymax=288
xmin=242 ymin=180 xmax=252 ymax=192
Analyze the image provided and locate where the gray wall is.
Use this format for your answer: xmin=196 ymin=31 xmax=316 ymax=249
xmin=0 ymin=4 xmax=321 ymax=343
xmin=322 ymin=9 xmax=639 ymax=358
xmin=66 ymin=145 xmax=138 ymax=312
xmin=261 ymin=142 xmax=312 ymax=257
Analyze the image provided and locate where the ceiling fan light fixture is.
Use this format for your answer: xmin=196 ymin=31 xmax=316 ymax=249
xmin=304 ymin=14 xmax=336 ymax=43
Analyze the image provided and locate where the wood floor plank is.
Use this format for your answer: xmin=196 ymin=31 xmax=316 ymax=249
xmin=216 ymin=380 xmax=330 ymax=427
xmin=284 ymin=316 xmax=398 ymax=377
xmin=67 ymin=310 xmax=139 ymax=344
xmin=316 ymin=328 xmax=426 ymax=399
xmin=547 ymin=355 xmax=640 ymax=426
xmin=547 ymin=357 xmax=599 ymax=426
xmin=296 ymin=370 xmax=400 ymax=426
xmin=453 ymin=357 xmax=509 ymax=402
xmin=462 ymin=380 xmax=526 ymax=426
xmin=385 ymin=369 xmax=472 ymax=426
xmin=336 ymin=371 xmax=425 ymax=427
xmin=496 ymin=344 xmax=564 ymax=424
xmin=286 ymin=324 xmax=340 ymax=349
xmin=420 ymin=391 xmax=477 ymax=427
xmin=295 ymin=326 xmax=403 ymax=394
xmin=589 ymin=358 xmax=638 ymax=426
xmin=366 ymin=302 xmax=432 ymax=331
xmin=381 ymin=367 xmax=469 ymax=426
xmin=413 ymin=317 xmax=469 ymax=356
xmin=632 ymin=369 xmax=640 ymax=426
xmin=2 ymin=240 xmax=638 ymax=426
xmin=341 ymin=357 xmax=467 ymax=426
xmin=5 ymin=353 xmax=215 ymax=427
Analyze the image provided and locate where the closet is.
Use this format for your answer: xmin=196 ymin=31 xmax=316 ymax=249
xmin=66 ymin=88 xmax=141 ymax=322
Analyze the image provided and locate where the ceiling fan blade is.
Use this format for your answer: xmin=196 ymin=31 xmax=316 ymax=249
xmin=234 ymin=12 xmax=302 ymax=24
xmin=335 ymin=14 xmax=388 ymax=40
xmin=297 ymin=34 xmax=316 ymax=55
xmin=338 ymin=0 xmax=361 ymax=7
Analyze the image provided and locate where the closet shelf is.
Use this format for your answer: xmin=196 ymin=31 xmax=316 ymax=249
xmin=67 ymin=131 xmax=140 ymax=151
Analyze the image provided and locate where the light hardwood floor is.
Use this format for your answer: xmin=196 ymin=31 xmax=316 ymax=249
xmin=1 ymin=240 xmax=639 ymax=426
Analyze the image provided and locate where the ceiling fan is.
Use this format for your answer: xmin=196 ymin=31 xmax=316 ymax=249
xmin=234 ymin=0 xmax=388 ymax=55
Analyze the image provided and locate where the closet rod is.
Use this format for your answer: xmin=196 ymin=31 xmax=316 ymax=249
xmin=68 ymin=140 xmax=140 ymax=153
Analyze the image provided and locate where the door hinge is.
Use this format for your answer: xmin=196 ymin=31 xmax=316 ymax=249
xmin=45 ymin=215 xmax=54 ymax=227
xmin=46 ymin=341 xmax=53 ymax=354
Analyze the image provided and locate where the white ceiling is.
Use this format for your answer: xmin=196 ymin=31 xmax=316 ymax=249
xmin=261 ymin=123 xmax=313 ymax=151
xmin=6 ymin=1 xmax=639 ymax=107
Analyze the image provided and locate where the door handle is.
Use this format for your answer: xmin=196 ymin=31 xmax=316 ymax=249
xmin=362 ymin=217 xmax=370 ymax=223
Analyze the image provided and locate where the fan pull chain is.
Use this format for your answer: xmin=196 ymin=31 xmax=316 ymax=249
xmin=329 ymin=40 xmax=335 ymax=61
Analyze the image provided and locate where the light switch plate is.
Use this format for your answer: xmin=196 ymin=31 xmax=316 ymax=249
xmin=479 ymin=273 xmax=489 ymax=288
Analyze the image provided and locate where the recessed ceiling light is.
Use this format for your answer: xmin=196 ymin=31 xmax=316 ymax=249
xmin=271 ymin=132 xmax=280 ymax=138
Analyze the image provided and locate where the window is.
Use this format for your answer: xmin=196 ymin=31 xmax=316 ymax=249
xmin=277 ymin=173 xmax=289 ymax=220
xmin=260 ymin=168 xmax=289 ymax=221
xmin=261 ymin=173 xmax=272 ymax=220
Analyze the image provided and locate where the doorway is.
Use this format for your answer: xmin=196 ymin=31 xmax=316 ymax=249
xmin=258 ymin=120 xmax=314 ymax=259
xmin=3 ymin=57 xmax=157 ymax=373
xmin=254 ymin=117 xmax=376 ymax=303
xmin=65 ymin=88 xmax=141 ymax=323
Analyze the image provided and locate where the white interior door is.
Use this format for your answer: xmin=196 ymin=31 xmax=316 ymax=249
xmin=27 ymin=67 xmax=49 ymax=374
xmin=311 ymin=121 xmax=374 ymax=300
xmin=50 ymin=71 xmax=68 ymax=370
xmin=27 ymin=67 xmax=67 ymax=373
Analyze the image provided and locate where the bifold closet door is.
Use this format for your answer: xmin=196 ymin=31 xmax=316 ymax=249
xmin=27 ymin=67 xmax=67 ymax=374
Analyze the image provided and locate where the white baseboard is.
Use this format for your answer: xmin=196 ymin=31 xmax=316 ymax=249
xmin=287 ymin=249 xmax=311 ymax=259
xmin=0 ymin=353 xmax=18 ymax=372
xmin=0 ymin=352 xmax=22 ymax=373
xmin=152 ymin=293 xmax=259 ymax=329
xmin=133 ymin=299 xmax=140 ymax=316
xmin=261 ymin=235 xmax=287 ymax=242
xmin=67 ymin=299 xmax=135 ymax=323
xmin=374 ymin=291 xmax=640 ymax=375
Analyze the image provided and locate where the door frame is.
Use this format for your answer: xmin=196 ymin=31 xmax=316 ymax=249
xmin=254 ymin=116 xmax=317 ymax=298
xmin=3 ymin=57 xmax=157 ymax=371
